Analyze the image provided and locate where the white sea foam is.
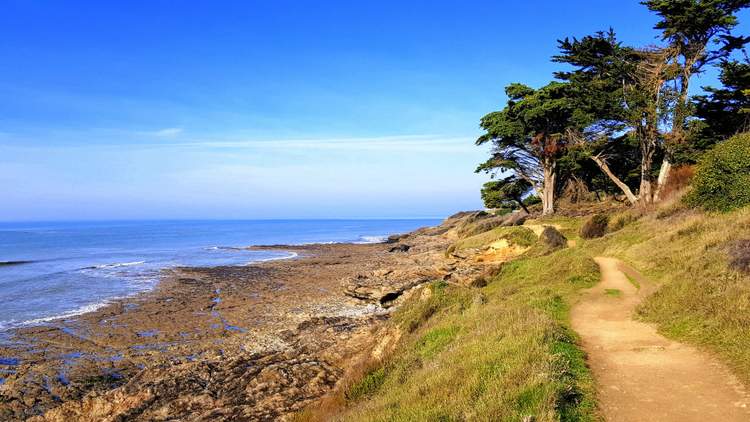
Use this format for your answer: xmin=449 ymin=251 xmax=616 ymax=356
xmin=17 ymin=301 xmax=114 ymax=327
xmin=357 ymin=235 xmax=388 ymax=244
xmin=93 ymin=261 xmax=145 ymax=269
xmin=252 ymin=252 xmax=299 ymax=264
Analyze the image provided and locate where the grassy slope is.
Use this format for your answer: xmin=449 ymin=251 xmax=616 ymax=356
xmin=302 ymin=205 xmax=750 ymax=421
xmin=332 ymin=246 xmax=600 ymax=421
xmin=448 ymin=226 xmax=538 ymax=253
xmin=580 ymin=206 xmax=750 ymax=386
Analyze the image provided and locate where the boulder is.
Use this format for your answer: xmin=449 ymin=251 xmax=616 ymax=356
xmin=342 ymin=269 xmax=436 ymax=307
xmin=502 ymin=211 xmax=529 ymax=227
xmin=388 ymin=244 xmax=411 ymax=253
xmin=540 ymin=226 xmax=567 ymax=250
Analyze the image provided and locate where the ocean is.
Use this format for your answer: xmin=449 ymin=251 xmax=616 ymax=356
xmin=0 ymin=219 xmax=439 ymax=331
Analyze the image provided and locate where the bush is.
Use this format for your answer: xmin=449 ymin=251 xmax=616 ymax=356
xmin=608 ymin=212 xmax=637 ymax=232
xmin=659 ymin=165 xmax=695 ymax=201
xmin=580 ymin=214 xmax=609 ymax=239
xmin=686 ymin=132 xmax=750 ymax=212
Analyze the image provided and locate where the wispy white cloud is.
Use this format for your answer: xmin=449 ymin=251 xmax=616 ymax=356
xmin=165 ymin=134 xmax=478 ymax=153
xmin=146 ymin=127 xmax=184 ymax=138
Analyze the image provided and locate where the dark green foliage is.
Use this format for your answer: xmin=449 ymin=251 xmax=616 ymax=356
xmin=686 ymin=132 xmax=750 ymax=211
xmin=523 ymin=195 xmax=542 ymax=207
xmin=642 ymin=0 xmax=750 ymax=109
xmin=690 ymin=59 xmax=750 ymax=154
xmin=559 ymin=136 xmax=642 ymax=195
xmin=476 ymin=81 xmax=586 ymax=214
xmin=553 ymin=30 xmax=659 ymax=203
xmin=480 ymin=176 xmax=532 ymax=212
xmin=643 ymin=0 xmax=750 ymax=47
xmin=580 ymin=214 xmax=610 ymax=239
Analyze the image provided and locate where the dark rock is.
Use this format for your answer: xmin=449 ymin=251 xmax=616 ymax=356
xmin=342 ymin=269 xmax=436 ymax=306
xmin=502 ymin=212 xmax=529 ymax=227
xmin=540 ymin=227 xmax=567 ymax=250
xmin=388 ymin=244 xmax=411 ymax=253
xmin=385 ymin=234 xmax=408 ymax=244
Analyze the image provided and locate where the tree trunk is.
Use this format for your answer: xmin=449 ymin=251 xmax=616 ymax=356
xmin=653 ymin=159 xmax=672 ymax=202
xmin=541 ymin=160 xmax=556 ymax=215
xmin=516 ymin=199 xmax=530 ymax=214
xmin=639 ymin=140 xmax=656 ymax=206
xmin=590 ymin=155 xmax=639 ymax=205
xmin=655 ymin=57 xmax=693 ymax=204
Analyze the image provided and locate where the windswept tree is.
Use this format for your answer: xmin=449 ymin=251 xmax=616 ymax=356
xmin=554 ymin=30 xmax=670 ymax=205
xmin=476 ymin=82 xmax=580 ymax=215
xmin=642 ymin=0 xmax=750 ymax=198
xmin=480 ymin=176 xmax=533 ymax=213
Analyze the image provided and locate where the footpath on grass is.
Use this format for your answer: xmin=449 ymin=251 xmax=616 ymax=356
xmin=572 ymin=257 xmax=750 ymax=421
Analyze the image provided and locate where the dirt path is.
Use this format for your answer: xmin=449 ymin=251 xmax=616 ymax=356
xmin=572 ymin=257 xmax=750 ymax=421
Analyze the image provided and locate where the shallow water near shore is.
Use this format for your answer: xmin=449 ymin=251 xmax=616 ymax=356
xmin=0 ymin=219 xmax=438 ymax=331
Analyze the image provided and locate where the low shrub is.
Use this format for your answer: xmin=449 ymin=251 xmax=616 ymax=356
xmin=686 ymin=132 xmax=750 ymax=212
xmin=659 ymin=165 xmax=695 ymax=201
xmin=579 ymin=214 xmax=609 ymax=239
xmin=608 ymin=212 xmax=637 ymax=232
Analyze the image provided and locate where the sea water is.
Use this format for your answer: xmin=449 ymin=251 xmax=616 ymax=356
xmin=0 ymin=219 xmax=438 ymax=330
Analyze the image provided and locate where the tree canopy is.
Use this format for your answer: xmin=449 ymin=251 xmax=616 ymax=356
xmin=475 ymin=0 xmax=750 ymax=213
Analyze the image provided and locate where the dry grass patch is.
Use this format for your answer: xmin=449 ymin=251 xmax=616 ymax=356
xmin=582 ymin=206 xmax=750 ymax=385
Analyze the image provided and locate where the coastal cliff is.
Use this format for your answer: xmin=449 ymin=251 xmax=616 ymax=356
xmin=0 ymin=212 xmax=523 ymax=421
xmin=3 ymin=205 xmax=750 ymax=421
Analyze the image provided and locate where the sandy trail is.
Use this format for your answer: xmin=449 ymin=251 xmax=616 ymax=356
xmin=572 ymin=257 xmax=750 ymax=421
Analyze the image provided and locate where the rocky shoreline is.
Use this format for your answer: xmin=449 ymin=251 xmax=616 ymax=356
xmin=0 ymin=218 xmax=468 ymax=421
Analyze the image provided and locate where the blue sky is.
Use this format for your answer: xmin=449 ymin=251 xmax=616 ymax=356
xmin=2 ymin=1 xmax=747 ymax=220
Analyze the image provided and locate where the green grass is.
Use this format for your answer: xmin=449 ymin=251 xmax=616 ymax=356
xmin=449 ymin=226 xmax=537 ymax=254
xmin=302 ymin=205 xmax=750 ymax=421
xmin=624 ymin=274 xmax=640 ymax=290
xmin=604 ymin=289 xmax=622 ymax=297
xmin=333 ymin=246 xmax=601 ymax=422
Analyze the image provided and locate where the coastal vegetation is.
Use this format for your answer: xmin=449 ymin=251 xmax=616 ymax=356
xmin=297 ymin=202 xmax=750 ymax=421
xmin=296 ymin=1 xmax=750 ymax=420
xmin=476 ymin=0 xmax=750 ymax=214
xmin=7 ymin=2 xmax=750 ymax=421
